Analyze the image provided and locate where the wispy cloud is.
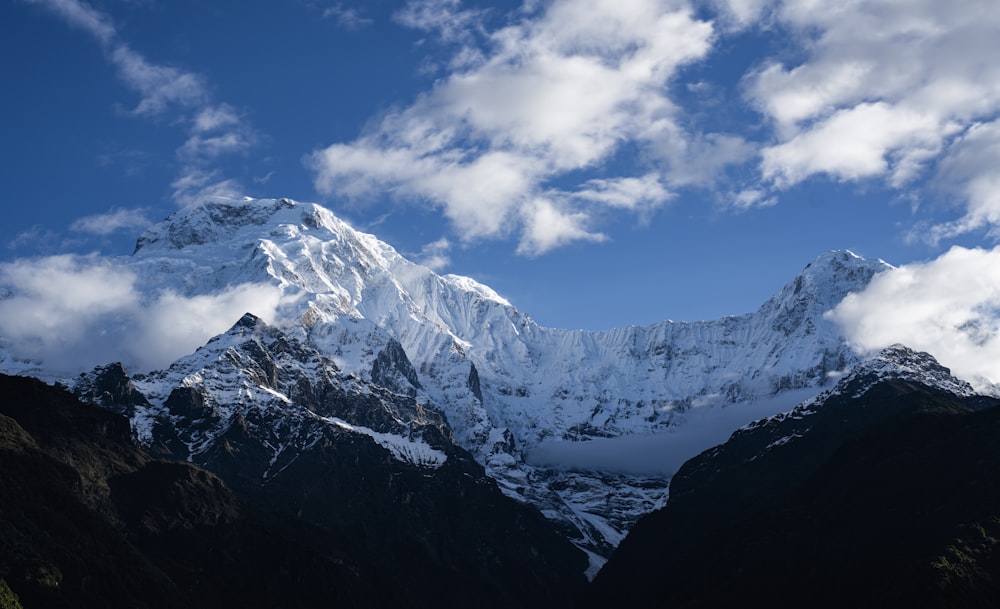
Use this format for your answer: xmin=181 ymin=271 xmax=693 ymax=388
xmin=311 ymin=0 xmax=726 ymax=254
xmin=7 ymin=226 xmax=60 ymax=251
xmin=69 ymin=207 xmax=152 ymax=236
xmin=26 ymin=0 xmax=257 ymax=208
xmin=170 ymin=168 xmax=246 ymax=209
xmin=394 ymin=0 xmax=486 ymax=45
xmin=415 ymin=237 xmax=452 ymax=271
xmin=322 ymin=3 xmax=374 ymax=30
xmin=178 ymin=104 xmax=257 ymax=163
xmin=23 ymin=0 xmax=115 ymax=44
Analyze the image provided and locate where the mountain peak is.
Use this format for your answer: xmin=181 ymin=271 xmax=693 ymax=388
xmin=836 ymin=343 xmax=978 ymax=398
xmin=798 ymin=249 xmax=892 ymax=291
xmin=133 ymin=197 xmax=298 ymax=254
xmin=762 ymin=249 xmax=894 ymax=318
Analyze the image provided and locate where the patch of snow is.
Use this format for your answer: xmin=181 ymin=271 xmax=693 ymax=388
xmin=323 ymin=416 xmax=447 ymax=469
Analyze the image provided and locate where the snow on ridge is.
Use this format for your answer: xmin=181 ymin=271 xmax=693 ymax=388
xmin=441 ymin=274 xmax=512 ymax=307
xmin=739 ymin=343 xmax=982 ymax=437
xmin=322 ymin=416 xmax=447 ymax=469
xmin=11 ymin=196 xmax=918 ymax=566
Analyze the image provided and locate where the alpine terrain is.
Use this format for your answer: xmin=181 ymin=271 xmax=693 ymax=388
xmin=0 ymin=196 xmax=909 ymax=575
xmin=587 ymin=345 xmax=1000 ymax=607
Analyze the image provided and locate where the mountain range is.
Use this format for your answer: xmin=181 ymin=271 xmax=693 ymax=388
xmin=3 ymin=196 xmax=996 ymax=605
xmin=2 ymin=198 xmax=892 ymax=564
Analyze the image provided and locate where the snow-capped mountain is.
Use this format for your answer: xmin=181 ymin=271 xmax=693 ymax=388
xmin=3 ymin=197 xmax=898 ymax=570
xmin=74 ymin=313 xmax=455 ymax=474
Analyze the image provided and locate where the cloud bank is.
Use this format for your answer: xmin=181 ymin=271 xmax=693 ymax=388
xmin=828 ymin=246 xmax=1000 ymax=389
xmin=0 ymin=254 xmax=283 ymax=374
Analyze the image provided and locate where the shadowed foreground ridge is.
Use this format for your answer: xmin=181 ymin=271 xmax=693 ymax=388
xmin=587 ymin=347 xmax=1000 ymax=608
xmin=0 ymin=374 xmax=586 ymax=609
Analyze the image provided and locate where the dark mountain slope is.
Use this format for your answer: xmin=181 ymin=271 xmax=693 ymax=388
xmin=74 ymin=314 xmax=589 ymax=606
xmin=587 ymin=348 xmax=1000 ymax=608
xmin=0 ymin=373 xmax=586 ymax=608
xmin=0 ymin=374 xmax=367 ymax=609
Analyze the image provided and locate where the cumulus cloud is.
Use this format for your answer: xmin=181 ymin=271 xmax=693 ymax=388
xmin=311 ymin=0 xmax=723 ymax=254
xmin=828 ymin=246 xmax=1000 ymax=389
xmin=0 ymin=254 xmax=283 ymax=374
xmin=518 ymin=197 xmax=605 ymax=255
xmin=927 ymin=120 xmax=1000 ymax=242
xmin=69 ymin=207 xmax=152 ymax=236
xmin=746 ymin=0 xmax=1000 ymax=237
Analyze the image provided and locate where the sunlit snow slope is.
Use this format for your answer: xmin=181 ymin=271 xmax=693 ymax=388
xmin=2 ymin=197 xmax=895 ymax=569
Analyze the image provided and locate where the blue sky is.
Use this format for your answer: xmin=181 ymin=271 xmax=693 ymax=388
xmin=3 ymin=0 xmax=1000 ymax=335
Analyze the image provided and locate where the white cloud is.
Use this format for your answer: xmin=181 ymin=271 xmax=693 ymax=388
xmin=312 ymin=0 xmax=719 ymax=254
xmin=415 ymin=237 xmax=452 ymax=271
xmin=394 ymin=0 xmax=485 ymax=44
xmin=0 ymin=254 xmax=283 ymax=373
xmin=69 ymin=207 xmax=152 ymax=236
xmin=29 ymin=0 xmax=209 ymax=118
xmin=827 ymin=246 xmax=1000 ymax=389
xmin=192 ymin=104 xmax=242 ymax=133
xmin=761 ymin=102 xmax=948 ymax=187
xmin=171 ymin=168 xmax=246 ymax=209
xmin=571 ymin=174 xmax=672 ymax=211
xmin=137 ymin=284 xmax=284 ymax=372
xmin=928 ymin=120 xmax=1000 ymax=242
xmin=7 ymin=226 xmax=58 ymax=251
xmin=707 ymin=0 xmax=776 ymax=30
xmin=179 ymin=130 xmax=256 ymax=163
xmin=518 ymin=198 xmax=605 ymax=256
xmin=745 ymin=0 xmax=1000 ymax=238
xmin=322 ymin=3 xmax=374 ymax=30
xmin=107 ymin=44 xmax=208 ymax=117
xmin=731 ymin=188 xmax=775 ymax=210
